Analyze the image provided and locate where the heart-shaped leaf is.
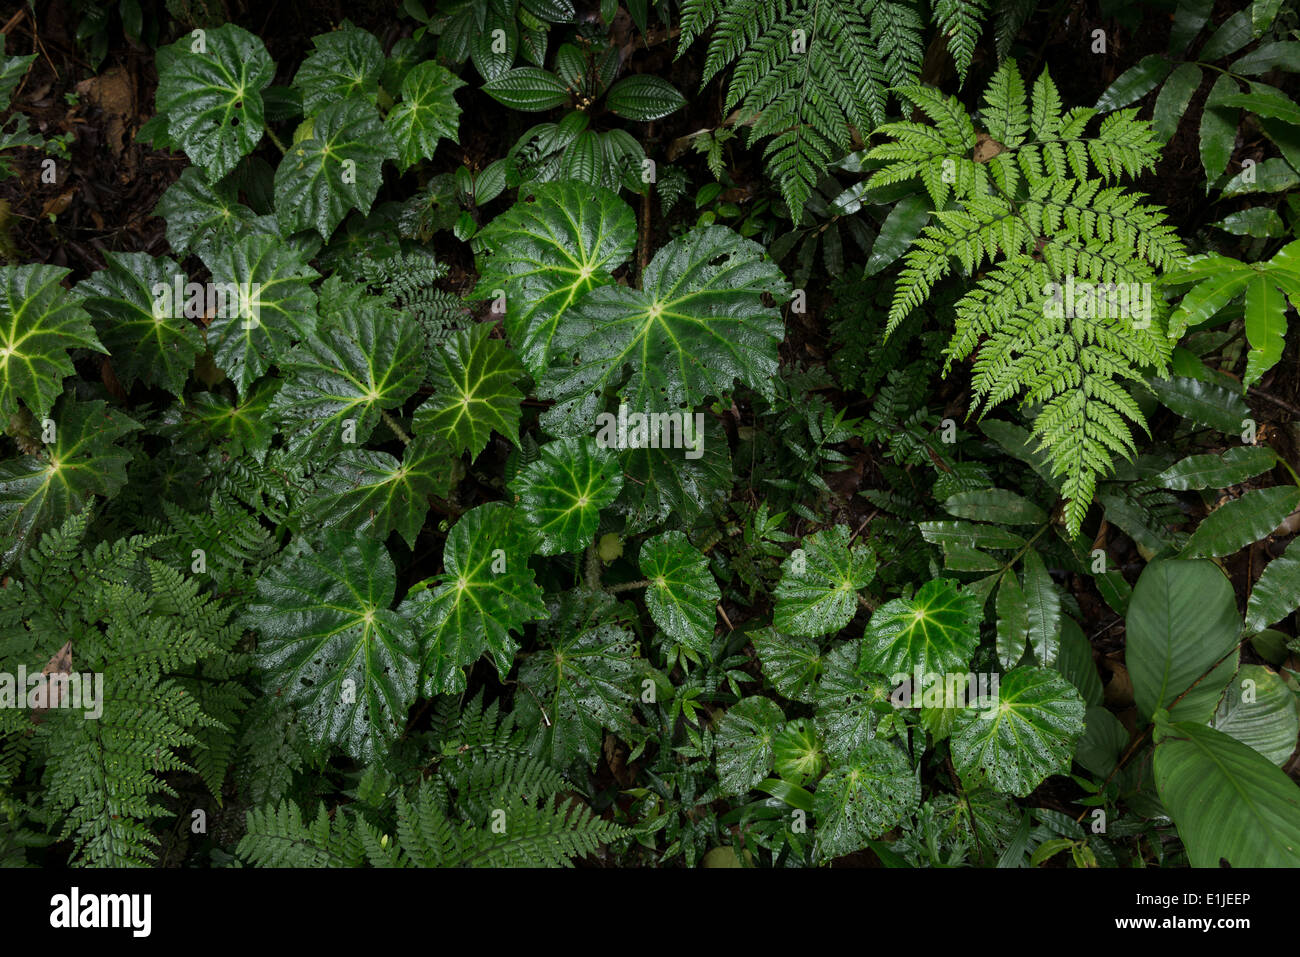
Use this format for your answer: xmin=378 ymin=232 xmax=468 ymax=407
xmin=510 ymin=436 xmax=623 ymax=555
xmin=813 ymin=739 xmax=920 ymax=862
xmin=413 ymin=322 xmax=524 ymax=459
xmin=292 ymin=22 xmax=384 ymax=114
xmin=152 ymin=167 xmax=256 ymax=256
xmin=751 ymin=627 xmax=824 ymax=703
xmin=246 ymin=531 xmax=420 ymax=762
xmin=155 ymin=24 xmax=273 ymax=181
xmin=638 ymin=530 xmax=720 ymax=652
xmin=774 ymin=525 xmax=876 ymax=637
xmin=951 ymin=666 xmax=1085 ymax=797
xmin=813 ymin=641 xmax=896 ymax=759
xmin=385 ymin=61 xmax=466 ymax=172
xmin=0 ymin=265 xmax=105 ymax=420
xmin=715 ymin=696 xmax=785 ymax=796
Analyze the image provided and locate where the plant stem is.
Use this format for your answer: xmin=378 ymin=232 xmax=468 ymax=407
xmin=382 ymin=409 xmax=411 ymax=445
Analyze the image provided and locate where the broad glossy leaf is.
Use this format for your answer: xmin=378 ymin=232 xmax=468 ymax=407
xmin=1055 ymin=617 xmax=1103 ymax=707
xmin=1126 ymin=559 xmax=1241 ymax=723
xmin=613 ymin=415 xmax=731 ymax=530
xmin=1022 ymin=548 xmax=1061 ymax=667
xmin=172 ymin=379 xmax=278 ymax=457
xmin=715 ymin=696 xmax=784 ymax=796
xmin=1152 ymin=62 xmax=1201 ymax=143
xmin=1182 ymin=486 xmax=1300 ymax=558
xmin=481 ymin=67 xmax=570 ymax=111
xmin=155 ymin=24 xmax=273 ymax=181
xmin=540 ymin=226 xmax=790 ymax=435
xmin=510 ymin=436 xmax=622 ymax=555
xmin=0 ymin=397 xmax=138 ymax=569
xmin=1154 ymin=445 xmax=1276 ymax=491
xmin=774 ymin=525 xmax=876 ymax=637
xmin=1246 ymin=537 xmax=1300 ymax=633
xmin=198 ymin=234 xmax=320 ymax=394
xmin=1212 ymin=665 xmax=1300 ymax=765
xmin=1154 ymin=718 xmax=1300 ymax=867
xmin=271 ymin=300 xmax=422 ymax=457
xmin=1244 ymin=272 xmax=1287 ymax=387
xmin=996 ymin=570 xmax=1029 ymax=669
xmin=1075 ymin=704 xmax=1128 ymax=778
xmin=0 ymin=265 xmax=105 ymax=420
xmin=1199 ymin=74 xmax=1239 ymax=185
xmin=1093 ymin=54 xmax=1172 ymax=111
xmin=273 ymin=97 xmax=398 ymax=239
xmin=951 ymin=667 xmax=1085 ymax=797
xmin=604 ymin=75 xmax=686 ymax=121
xmin=474 ymin=180 xmax=636 ymax=373
xmin=385 ymin=61 xmax=465 ymax=172
xmin=862 ymin=579 xmax=980 ymax=677
xmin=772 ymin=718 xmax=825 ymax=785
xmin=638 ymin=530 xmax=720 ymax=653
xmin=751 ymin=627 xmax=824 ymax=703
xmin=917 ymin=520 xmax=1027 ymax=550
xmin=516 ymin=589 xmax=642 ymax=770
xmin=246 ymin=532 xmax=420 ymax=762
xmin=943 ymin=488 xmax=1046 ymax=525
xmin=813 ymin=739 xmax=919 ymax=862
xmin=292 ymin=23 xmax=384 ymax=114
xmin=295 ymin=438 xmax=453 ymax=548
xmin=153 ymin=167 xmax=256 ymax=255
xmin=77 ymin=252 xmax=203 ymax=395
xmin=413 ymin=323 xmax=524 ymax=458
xmin=399 ymin=503 xmax=547 ymax=694
xmin=1150 ymin=376 xmax=1250 ymax=434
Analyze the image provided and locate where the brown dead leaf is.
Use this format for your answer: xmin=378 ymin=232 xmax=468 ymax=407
xmin=74 ymin=67 xmax=135 ymax=158
xmin=974 ymin=132 xmax=1005 ymax=163
xmin=41 ymin=188 xmax=76 ymax=218
xmin=30 ymin=640 xmax=73 ymax=719
xmin=1102 ymin=654 xmax=1134 ymax=710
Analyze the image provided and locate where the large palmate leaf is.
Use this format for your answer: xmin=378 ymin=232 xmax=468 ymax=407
xmin=0 ymin=396 xmax=138 ymax=569
xmin=813 ymin=641 xmax=895 ymax=760
xmin=0 ymin=265 xmax=105 ymax=420
xmin=516 ymin=589 xmax=642 ymax=770
xmin=198 ymin=234 xmax=319 ymax=393
xmin=273 ymin=97 xmax=398 ymax=239
xmin=1125 ymin=559 xmax=1241 ymax=723
xmin=773 ymin=525 xmax=876 ymax=637
xmin=638 ymin=530 xmax=720 ymax=653
xmin=474 ymin=180 xmax=636 ymax=374
xmin=715 ymin=696 xmax=785 ymax=796
xmin=76 ymin=252 xmax=204 ymax=396
xmin=292 ymin=22 xmax=384 ymax=114
xmin=951 ymin=667 xmax=1085 ymax=797
xmin=171 ymin=379 xmax=278 ymax=457
xmin=295 ymin=437 xmax=453 ymax=549
xmin=813 ymin=739 xmax=920 ymax=862
xmin=385 ymin=61 xmax=466 ymax=172
xmin=155 ymin=24 xmax=274 ymax=181
xmin=510 ymin=437 xmax=622 ymax=555
xmin=399 ymin=503 xmax=547 ymax=694
xmin=413 ymin=323 xmax=524 ymax=458
xmin=245 ymin=532 xmax=420 ymax=762
xmin=862 ymin=579 xmax=980 ymax=677
xmin=613 ymin=416 xmax=732 ymax=530
xmin=751 ymin=628 xmax=824 ymax=704
xmin=270 ymin=299 xmax=422 ymax=457
xmin=540 ymin=226 xmax=791 ymax=435
xmin=1154 ymin=717 xmax=1300 ymax=867
xmin=153 ymin=167 xmax=256 ymax=256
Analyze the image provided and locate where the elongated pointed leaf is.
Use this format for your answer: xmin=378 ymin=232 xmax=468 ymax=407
xmin=862 ymin=579 xmax=980 ymax=676
xmin=638 ymin=530 xmax=719 ymax=653
xmin=996 ymin=570 xmax=1029 ymax=668
xmin=155 ymin=24 xmax=273 ymax=181
xmin=1126 ymin=559 xmax=1241 ymax=722
xmin=0 ymin=265 xmax=105 ymax=420
xmin=1246 ymin=536 xmax=1300 ymax=633
xmin=1154 ymin=717 xmax=1300 ymax=867
xmin=1155 ymin=445 xmax=1277 ymax=491
xmin=1182 ymin=486 xmax=1300 ymax=558
xmin=1022 ymin=548 xmax=1061 ymax=667
xmin=400 ymin=503 xmax=547 ymax=694
xmin=943 ymin=488 xmax=1046 ymax=525
xmin=951 ymin=666 xmax=1085 ymax=797
xmin=510 ymin=436 xmax=622 ymax=555
xmin=413 ymin=323 xmax=524 ymax=458
xmin=77 ymin=252 xmax=203 ymax=395
xmin=774 ymin=525 xmax=876 ymax=637
xmin=715 ymin=696 xmax=785 ymax=796
xmin=474 ymin=181 xmax=636 ymax=373
xmin=273 ymin=97 xmax=398 ymax=239
xmin=1244 ymin=272 xmax=1288 ymax=387
xmin=604 ymin=75 xmax=686 ymax=121
xmin=246 ymin=532 xmax=420 ymax=762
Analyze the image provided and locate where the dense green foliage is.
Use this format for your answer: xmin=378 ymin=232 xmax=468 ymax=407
xmin=1 ymin=0 xmax=1299 ymax=869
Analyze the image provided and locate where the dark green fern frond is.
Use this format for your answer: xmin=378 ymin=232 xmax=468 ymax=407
xmin=933 ymin=0 xmax=989 ymax=82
